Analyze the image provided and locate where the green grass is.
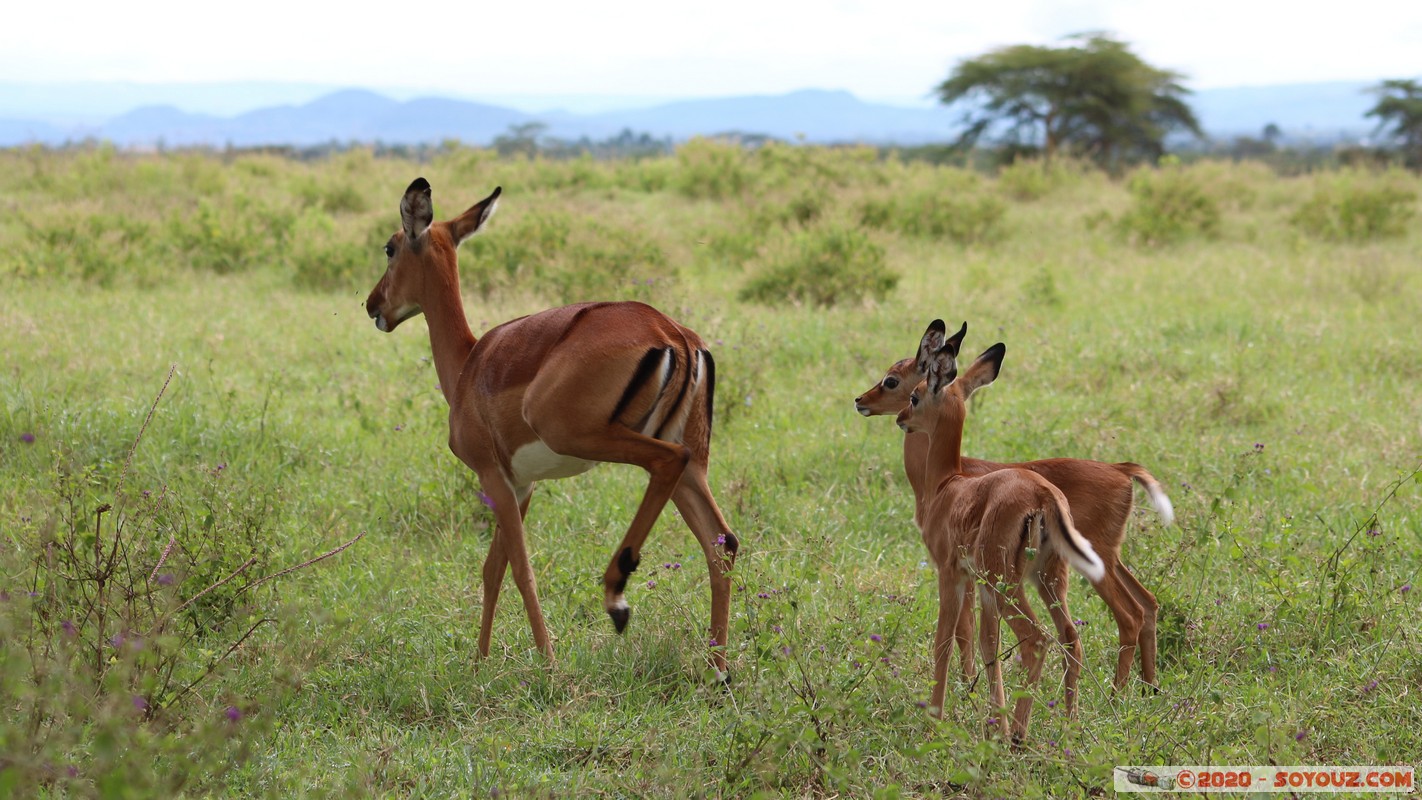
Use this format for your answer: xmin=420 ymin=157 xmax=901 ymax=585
xmin=1 ymin=146 xmax=1420 ymax=797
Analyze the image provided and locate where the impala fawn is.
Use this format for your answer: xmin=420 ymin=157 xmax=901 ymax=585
xmin=897 ymin=320 xmax=1104 ymax=744
xmin=856 ymin=345 xmax=1171 ymax=700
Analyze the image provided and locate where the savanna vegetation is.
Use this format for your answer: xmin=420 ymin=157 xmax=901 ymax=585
xmin=1 ymin=141 xmax=1420 ymax=797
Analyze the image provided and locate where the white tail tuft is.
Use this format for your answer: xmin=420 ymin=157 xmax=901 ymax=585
xmin=1149 ymin=488 xmax=1175 ymax=526
xmin=1045 ymin=500 xmax=1105 ymax=583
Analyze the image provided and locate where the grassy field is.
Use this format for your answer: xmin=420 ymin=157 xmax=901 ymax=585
xmin=1 ymin=144 xmax=1419 ymax=797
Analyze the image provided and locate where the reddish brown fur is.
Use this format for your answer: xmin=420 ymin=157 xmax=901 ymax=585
xmin=366 ymin=179 xmax=738 ymax=675
xmin=855 ymin=350 xmax=1168 ymax=697
xmin=897 ymin=326 xmax=1104 ymax=744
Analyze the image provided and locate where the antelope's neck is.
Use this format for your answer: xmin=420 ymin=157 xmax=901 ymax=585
xmin=421 ymin=269 xmax=476 ymax=407
xmin=922 ymin=410 xmax=965 ymax=494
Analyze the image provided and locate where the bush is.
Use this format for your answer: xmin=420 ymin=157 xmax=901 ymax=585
xmin=858 ymin=190 xmax=1006 ymax=245
xmin=288 ymin=209 xmax=384 ymax=291
xmin=1290 ymin=171 xmax=1418 ymax=241
xmin=995 ymin=157 xmax=1079 ymax=201
xmin=739 ymin=226 xmax=897 ymax=307
xmin=462 ymin=211 xmax=673 ymax=304
xmin=1115 ymin=158 xmax=1221 ymax=246
xmin=674 ymin=138 xmax=753 ymax=200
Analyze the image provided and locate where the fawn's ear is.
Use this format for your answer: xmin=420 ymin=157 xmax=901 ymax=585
xmin=917 ymin=320 xmax=967 ymax=394
xmin=450 ymin=186 xmax=501 ymax=247
xmin=958 ymin=342 xmax=1006 ymax=400
xmin=400 ymin=177 xmax=434 ymax=241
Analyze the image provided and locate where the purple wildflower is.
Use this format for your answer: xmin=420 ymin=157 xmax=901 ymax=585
xmin=1253 ymin=442 xmax=1265 ymax=452
xmin=1364 ymin=679 xmax=1379 ymax=693
xmin=1257 ymin=622 xmax=1269 ymax=631
xmin=708 ymin=638 xmax=718 ymax=647
xmin=852 ymin=660 xmax=862 ymax=669
xmin=478 ymin=492 xmax=495 ymax=510
xmin=225 ymin=706 xmax=242 ymax=723
xmin=1047 ymin=700 xmax=1056 ymax=709
xmin=772 ymin=624 xmax=782 ymax=634
xmin=916 ymin=700 xmax=928 ymax=709
xmin=393 ymin=424 xmax=404 ymax=431
xmin=141 ymin=489 xmax=151 ymax=498
xmin=869 ymin=633 xmax=883 ymax=643
xmin=110 ymin=632 xmax=125 ymax=648
xmin=781 ymin=645 xmax=791 ymax=656
xmin=1401 ymin=584 xmax=1411 ymax=594
xmin=61 ymin=620 xmax=76 ymax=636
xmin=715 ymin=534 xmax=726 ymax=546
xmin=1295 ymin=730 xmax=1307 ymax=742
xmin=66 ymin=765 xmax=79 ymax=779
xmin=672 ymin=562 xmax=681 ymax=570
xmin=132 ymin=695 xmax=148 ymax=712
xmin=646 ymin=580 xmax=656 ymax=589
xmin=20 ymin=433 xmax=35 ymax=444
xmin=1074 ymin=619 xmax=1088 ymax=627
xmin=157 ymin=573 xmax=175 ymax=586
xmin=756 ymin=592 xmax=770 ymax=598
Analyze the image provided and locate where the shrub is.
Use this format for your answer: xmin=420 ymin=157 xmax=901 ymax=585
xmin=1115 ymin=159 xmax=1221 ymax=246
xmin=674 ymin=138 xmax=753 ymax=200
xmin=1290 ymin=171 xmax=1417 ymax=241
xmin=739 ymin=226 xmax=897 ymax=307
xmin=996 ymin=157 xmax=1080 ymax=201
xmin=461 ymin=211 xmax=673 ymax=303
xmin=858 ymin=190 xmax=1006 ymax=245
xmin=168 ymin=196 xmax=293 ymax=274
xmin=288 ymin=209 xmax=383 ymax=291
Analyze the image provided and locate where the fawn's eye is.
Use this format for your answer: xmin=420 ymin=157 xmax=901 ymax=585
xmin=384 ymin=243 xmax=395 ymax=259
xmin=883 ymin=377 xmax=899 ymax=390
xmin=909 ymin=393 xmax=919 ymax=407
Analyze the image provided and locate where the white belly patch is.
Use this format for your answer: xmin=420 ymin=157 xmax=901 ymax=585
xmin=510 ymin=441 xmax=597 ymax=484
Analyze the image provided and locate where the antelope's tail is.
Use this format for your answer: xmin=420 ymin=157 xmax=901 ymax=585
xmin=1118 ymin=462 xmax=1175 ymax=526
xmin=1042 ymin=493 xmax=1105 ymax=583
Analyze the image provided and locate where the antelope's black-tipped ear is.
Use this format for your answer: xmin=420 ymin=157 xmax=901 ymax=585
xmin=944 ymin=321 xmax=967 ymax=358
xmin=400 ymin=177 xmax=434 ymax=240
xmin=960 ymin=342 xmax=1006 ymax=399
xmin=451 ymin=186 xmax=501 ymax=247
xmin=916 ymin=320 xmax=947 ymax=373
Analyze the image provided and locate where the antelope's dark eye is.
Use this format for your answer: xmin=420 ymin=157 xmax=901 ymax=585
xmin=384 ymin=243 xmax=395 ymax=259
xmin=883 ymin=376 xmax=899 ymax=390
xmin=909 ymin=393 xmax=919 ymax=407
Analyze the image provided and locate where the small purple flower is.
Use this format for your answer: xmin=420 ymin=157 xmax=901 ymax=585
xmin=141 ymin=489 xmax=152 ymax=498
xmin=1064 ymin=748 xmax=1071 ymax=757
xmin=880 ymin=656 xmax=891 ymax=664
xmin=393 ymin=424 xmax=404 ymax=432
xmin=715 ymin=534 xmax=726 ymax=546
xmin=132 ymin=695 xmax=148 ymax=712
xmin=225 ymin=705 xmax=242 ymax=723
xmin=110 ymin=632 xmax=125 ymax=649
xmin=1401 ymin=584 xmax=1412 ymax=594
xmin=1253 ymin=442 xmax=1265 ymax=452
xmin=646 ymin=580 xmax=656 ymax=589
xmin=1364 ymin=679 xmax=1379 ymax=693
xmin=869 ymin=633 xmax=882 ymax=643
xmin=1073 ymin=619 xmax=1088 ymax=627
xmin=772 ymin=624 xmax=782 ymax=634
xmin=708 ymin=638 xmax=718 ymax=647
xmin=852 ymin=660 xmax=862 ymax=669
xmin=1257 ymin=622 xmax=1269 ymax=631
xmin=157 ymin=573 xmax=175 ymax=586
xmin=519 ymin=680 xmax=528 ymax=687
xmin=61 ymin=620 xmax=76 ymax=636
xmin=756 ymin=592 xmax=769 ymax=598
xmin=1368 ymin=527 xmax=1382 ymax=538
xmin=1268 ymin=665 xmax=1278 ymax=673
xmin=672 ymin=562 xmax=681 ymax=570
xmin=20 ymin=433 xmax=35 ymax=444
xmin=65 ymin=765 xmax=79 ymax=779
xmin=1295 ymin=730 xmax=1307 ymax=741
xmin=916 ymin=700 xmax=927 ymax=709
xmin=1046 ymin=700 xmax=1056 ymax=709
xmin=478 ymin=492 xmax=495 ymax=510
xmin=781 ymin=645 xmax=791 ymax=656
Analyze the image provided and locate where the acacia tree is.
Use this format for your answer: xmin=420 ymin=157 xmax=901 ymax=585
xmin=1366 ymin=79 xmax=1422 ymax=170
xmin=935 ymin=33 xmax=1201 ymax=167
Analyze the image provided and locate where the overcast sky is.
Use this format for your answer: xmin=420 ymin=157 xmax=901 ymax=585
xmin=3 ymin=0 xmax=1419 ymax=105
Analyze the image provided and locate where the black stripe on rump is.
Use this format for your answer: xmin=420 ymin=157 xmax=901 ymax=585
xmin=654 ymin=343 xmax=694 ymax=440
xmin=611 ymin=347 xmax=670 ymax=426
xmin=703 ymin=349 xmax=716 ymax=441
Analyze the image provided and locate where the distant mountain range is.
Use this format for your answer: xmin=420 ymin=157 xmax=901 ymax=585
xmin=0 ymin=81 xmax=1383 ymax=149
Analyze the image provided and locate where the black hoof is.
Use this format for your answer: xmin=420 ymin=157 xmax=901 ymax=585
xmin=608 ymin=606 xmax=630 ymax=633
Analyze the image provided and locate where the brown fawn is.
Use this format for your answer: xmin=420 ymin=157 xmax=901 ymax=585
xmin=897 ymin=320 xmax=1104 ymax=744
xmin=856 ymin=345 xmax=1171 ymax=701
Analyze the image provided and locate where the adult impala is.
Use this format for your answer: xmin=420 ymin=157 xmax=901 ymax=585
xmin=897 ymin=320 xmax=1104 ymax=744
xmin=365 ymin=178 xmax=739 ymax=675
xmin=855 ymin=344 xmax=1172 ymax=697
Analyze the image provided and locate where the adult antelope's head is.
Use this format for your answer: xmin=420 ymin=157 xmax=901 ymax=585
xmin=365 ymin=178 xmax=501 ymax=333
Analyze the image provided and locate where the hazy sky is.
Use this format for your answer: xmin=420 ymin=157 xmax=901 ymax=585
xmin=3 ymin=0 xmax=1419 ymax=104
